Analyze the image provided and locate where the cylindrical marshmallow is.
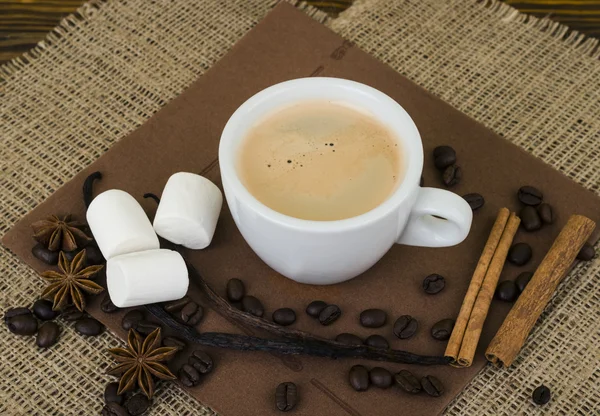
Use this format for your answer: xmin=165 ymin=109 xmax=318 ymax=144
xmin=107 ymin=249 xmax=189 ymax=308
xmin=153 ymin=172 xmax=223 ymax=249
xmin=87 ymin=189 xmax=160 ymax=260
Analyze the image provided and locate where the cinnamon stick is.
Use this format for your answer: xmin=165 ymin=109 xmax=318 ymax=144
xmin=445 ymin=208 xmax=510 ymax=364
xmin=486 ymin=215 xmax=596 ymax=368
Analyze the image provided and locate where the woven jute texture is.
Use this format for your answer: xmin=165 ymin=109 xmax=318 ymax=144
xmin=1 ymin=0 xmax=599 ymax=414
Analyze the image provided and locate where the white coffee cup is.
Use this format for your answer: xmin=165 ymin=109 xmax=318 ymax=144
xmin=219 ymin=78 xmax=472 ymax=285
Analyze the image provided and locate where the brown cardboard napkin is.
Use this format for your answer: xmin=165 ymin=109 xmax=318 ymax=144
xmin=3 ymin=4 xmax=600 ymax=416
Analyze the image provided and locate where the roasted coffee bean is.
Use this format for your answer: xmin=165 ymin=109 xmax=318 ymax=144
xmin=507 ymin=243 xmax=532 ymax=266
xmin=84 ymin=245 xmax=105 ymax=265
xmin=62 ymin=249 xmax=81 ymax=263
xmin=393 ymin=315 xmax=418 ymax=339
xmin=518 ymin=186 xmax=543 ymax=206
xmin=395 ymin=370 xmax=422 ymax=394
xmin=163 ymin=336 xmax=186 ymax=352
xmin=125 ymin=393 xmax=151 ymax=416
xmin=100 ymin=293 xmax=119 ymax=314
xmin=431 ymin=319 xmax=455 ymax=341
xmin=242 ymin=296 xmax=264 ymax=317
xmin=226 ymin=278 xmax=245 ymax=302
xmin=189 ymin=349 xmax=213 ymax=374
xmin=537 ymin=203 xmax=554 ymax=224
xmin=32 ymin=299 xmax=59 ymax=321
xmin=4 ymin=307 xmax=32 ymax=323
xmin=495 ymin=280 xmax=518 ymax=302
xmin=180 ymin=302 xmax=203 ymax=325
xmin=318 ymin=304 xmax=341 ymax=326
xmin=577 ymin=243 xmax=595 ymax=261
xmin=433 ymin=146 xmax=456 ymax=170
xmin=272 ymin=308 xmax=296 ymax=326
xmin=275 ymin=382 xmax=298 ymax=412
xmin=178 ymin=363 xmax=201 ymax=387
xmin=101 ymin=402 xmax=129 ymax=416
xmin=462 ymin=193 xmax=485 ymax=211
xmin=75 ymin=317 xmax=104 ymax=336
xmin=60 ymin=305 xmax=85 ymax=321
xmin=520 ymin=206 xmax=542 ymax=232
xmin=36 ymin=321 xmax=60 ymax=348
xmin=31 ymin=244 xmax=59 ymax=265
xmin=359 ymin=308 xmax=387 ymax=328
xmin=423 ymin=274 xmax=446 ymax=294
xmin=532 ymin=385 xmax=551 ymax=405
xmin=305 ymin=300 xmax=328 ymax=318
xmin=369 ymin=367 xmax=393 ymax=388
xmin=104 ymin=382 xmax=124 ymax=405
xmin=121 ymin=309 xmax=144 ymax=330
xmin=442 ymin=165 xmax=462 ymax=187
xmin=515 ymin=271 xmax=533 ymax=293
xmin=335 ymin=333 xmax=363 ymax=346
xmin=364 ymin=334 xmax=389 ymax=349
xmin=164 ymin=296 xmax=191 ymax=312
xmin=6 ymin=314 xmax=38 ymax=335
xmin=349 ymin=365 xmax=369 ymax=391
xmin=134 ymin=320 xmax=161 ymax=336
xmin=421 ymin=375 xmax=444 ymax=397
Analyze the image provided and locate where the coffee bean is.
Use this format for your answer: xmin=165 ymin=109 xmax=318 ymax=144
xmin=84 ymin=245 xmax=105 ymax=265
xmin=532 ymin=385 xmax=551 ymax=405
xmin=507 ymin=243 xmax=532 ymax=266
xmin=178 ymin=363 xmax=202 ymax=387
xmin=164 ymin=296 xmax=191 ymax=313
xmin=393 ymin=315 xmax=418 ymax=339
xmin=577 ymin=243 xmax=595 ymax=261
xmin=442 ymin=165 xmax=462 ymax=187
xmin=318 ymin=304 xmax=341 ymax=325
xmin=75 ymin=318 xmax=103 ymax=336
xmin=495 ymin=280 xmax=518 ymax=302
xmin=242 ymin=296 xmax=264 ymax=317
xmin=32 ymin=299 xmax=59 ymax=321
xmin=101 ymin=402 xmax=129 ymax=416
xmin=520 ymin=206 xmax=542 ymax=232
xmin=395 ymin=370 xmax=422 ymax=394
xmin=421 ymin=375 xmax=444 ymax=397
xmin=226 ymin=278 xmax=245 ymax=302
xmin=6 ymin=314 xmax=38 ymax=335
xmin=275 ymin=382 xmax=298 ymax=412
xmin=431 ymin=318 xmax=455 ymax=341
xmin=335 ymin=333 xmax=363 ymax=346
xmin=306 ymin=300 xmax=327 ymax=318
xmin=104 ymin=382 xmax=124 ymax=405
xmin=31 ymin=244 xmax=59 ymax=265
xmin=364 ymin=334 xmax=389 ymax=349
xmin=515 ymin=271 xmax=533 ymax=293
xmin=349 ymin=365 xmax=370 ymax=391
xmin=462 ymin=193 xmax=485 ymax=211
xmin=189 ymin=349 xmax=213 ymax=374
xmin=4 ymin=307 xmax=32 ymax=323
xmin=231 ymin=301 xmax=243 ymax=310
xmin=518 ymin=186 xmax=543 ymax=206
xmin=180 ymin=301 xmax=203 ymax=326
xmin=163 ymin=336 xmax=186 ymax=352
xmin=121 ymin=310 xmax=144 ymax=330
xmin=359 ymin=309 xmax=387 ymax=328
xmin=60 ymin=305 xmax=85 ymax=321
xmin=272 ymin=308 xmax=296 ymax=326
xmin=369 ymin=367 xmax=393 ymax=388
xmin=433 ymin=146 xmax=456 ymax=170
xmin=134 ymin=320 xmax=161 ymax=336
xmin=537 ymin=203 xmax=554 ymax=224
xmin=125 ymin=393 xmax=151 ymax=416
xmin=100 ymin=293 xmax=119 ymax=314
xmin=62 ymin=249 xmax=81 ymax=263
xmin=423 ymin=274 xmax=446 ymax=294
xmin=36 ymin=321 xmax=60 ymax=348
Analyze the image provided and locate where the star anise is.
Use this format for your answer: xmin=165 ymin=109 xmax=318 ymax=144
xmin=107 ymin=328 xmax=177 ymax=398
xmin=31 ymin=214 xmax=92 ymax=252
xmin=40 ymin=250 xmax=104 ymax=311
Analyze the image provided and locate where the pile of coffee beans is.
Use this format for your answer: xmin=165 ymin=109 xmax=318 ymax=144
xmin=395 ymin=370 xmax=444 ymax=397
xmin=163 ymin=296 xmax=203 ymax=326
xmin=348 ymin=366 xmax=444 ymax=397
xmin=121 ymin=309 xmax=162 ymax=336
xmin=432 ymin=146 xmax=463 ymax=188
xmin=305 ymin=300 xmax=342 ymax=326
xmin=516 ymin=186 xmax=555 ymax=232
xmin=225 ymin=278 xmax=266 ymax=318
xmin=177 ymin=349 xmax=214 ymax=387
xmin=275 ymin=382 xmax=298 ymax=412
xmin=102 ymin=385 xmax=151 ymax=416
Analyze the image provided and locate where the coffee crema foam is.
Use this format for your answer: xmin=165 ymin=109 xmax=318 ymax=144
xmin=237 ymin=101 xmax=403 ymax=221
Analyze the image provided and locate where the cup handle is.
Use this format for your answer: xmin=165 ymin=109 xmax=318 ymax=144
xmin=396 ymin=187 xmax=473 ymax=247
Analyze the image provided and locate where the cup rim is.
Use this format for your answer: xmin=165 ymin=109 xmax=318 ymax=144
xmin=218 ymin=77 xmax=423 ymax=232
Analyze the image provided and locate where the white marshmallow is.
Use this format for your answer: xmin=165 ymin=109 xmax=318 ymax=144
xmin=87 ymin=189 xmax=160 ymax=260
xmin=153 ymin=172 xmax=223 ymax=249
xmin=107 ymin=249 xmax=189 ymax=308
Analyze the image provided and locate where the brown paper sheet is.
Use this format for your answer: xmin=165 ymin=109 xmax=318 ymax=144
xmin=3 ymin=4 xmax=600 ymax=416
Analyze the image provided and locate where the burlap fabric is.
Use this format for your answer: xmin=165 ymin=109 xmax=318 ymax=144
xmin=1 ymin=0 xmax=599 ymax=414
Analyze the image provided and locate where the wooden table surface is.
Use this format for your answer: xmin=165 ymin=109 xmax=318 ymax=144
xmin=1 ymin=0 xmax=599 ymax=65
